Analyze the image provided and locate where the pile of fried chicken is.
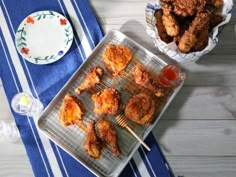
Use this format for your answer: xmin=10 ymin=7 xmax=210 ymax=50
xmin=155 ymin=0 xmax=224 ymax=53
xmin=58 ymin=44 xmax=167 ymax=159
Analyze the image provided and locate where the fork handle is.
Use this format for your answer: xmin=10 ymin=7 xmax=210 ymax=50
xmin=125 ymin=126 xmax=151 ymax=151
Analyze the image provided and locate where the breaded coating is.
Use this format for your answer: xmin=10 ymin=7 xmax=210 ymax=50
xmin=83 ymin=121 xmax=102 ymax=159
xmin=162 ymin=3 xmax=180 ymax=37
xmin=206 ymin=0 xmax=223 ymax=9
xmin=209 ymin=11 xmax=223 ymax=30
xmin=125 ymin=93 xmax=155 ymax=125
xmin=92 ymin=87 xmax=121 ymax=115
xmin=97 ymin=118 xmax=120 ymax=156
xmin=178 ymin=12 xmax=210 ymax=53
xmin=59 ymin=94 xmax=85 ymax=127
xmin=173 ymin=19 xmax=192 ymax=44
xmin=191 ymin=26 xmax=209 ymax=52
xmin=178 ymin=31 xmax=197 ymax=53
xmin=155 ymin=9 xmax=173 ymax=43
xmin=102 ymin=44 xmax=132 ymax=76
xmin=75 ymin=66 xmax=104 ymax=95
xmin=173 ymin=0 xmax=206 ymax=17
xmin=133 ymin=65 xmax=163 ymax=97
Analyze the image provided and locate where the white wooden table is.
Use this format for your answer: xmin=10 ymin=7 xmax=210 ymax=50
xmin=1 ymin=0 xmax=236 ymax=176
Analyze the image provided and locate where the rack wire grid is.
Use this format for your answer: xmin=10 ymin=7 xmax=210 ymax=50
xmin=38 ymin=30 xmax=184 ymax=177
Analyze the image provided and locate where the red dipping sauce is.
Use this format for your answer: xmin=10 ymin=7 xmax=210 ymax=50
xmin=158 ymin=64 xmax=185 ymax=87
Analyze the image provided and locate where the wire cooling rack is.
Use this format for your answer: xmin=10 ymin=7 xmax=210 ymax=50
xmin=38 ymin=30 xmax=184 ymax=177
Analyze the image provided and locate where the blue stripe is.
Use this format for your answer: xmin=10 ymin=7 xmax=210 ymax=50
xmin=70 ymin=0 xmax=95 ymax=49
xmin=58 ymin=0 xmax=86 ymax=60
xmin=50 ymin=143 xmax=68 ymax=177
xmin=74 ymin=0 xmax=104 ymax=45
xmin=130 ymin=158 xmax=142 ymax=177
xmin=144 ymin=133 xmax=174 ymax=177
xmin=0 ymin=32 xmax=53 ymax=177
xmin=138 ymin=133 xmax=173 ymax=177
xmin=0 ymin=29 xmax=22 ymax=91
xmin=2 ymin=1 xmax=100 ymax=176
xmin=57 ymin=147 xmax=95 ymax=177
xmin=28 ymin=117 xmax=54 ymax=177
xmin=138 ymin=148 xmax=155 ymax=177
xmin=0 ymin=1 xmax=57 ymax=176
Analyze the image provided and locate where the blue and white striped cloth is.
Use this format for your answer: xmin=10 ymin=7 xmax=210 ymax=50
xmin=0 ymin=0 xmax=173 ymax=176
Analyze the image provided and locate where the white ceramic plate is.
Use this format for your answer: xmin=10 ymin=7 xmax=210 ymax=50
xmin=15 ymin=11 xmax=73 ymax=64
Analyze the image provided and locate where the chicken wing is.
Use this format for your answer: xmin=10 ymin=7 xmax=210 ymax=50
xmin=75 ymin=66 xmax=104 ymax=95
xmin=83 ymin=121 xmax=102 ymax=159
xmin=97 ymin=118 xmax=120 ymax=156
xmin=125 ymin=93 xmax=155 ymax=125
xmin=92 ymin=87 xmax=121 ymax=115
xmin=102 ymin=44 xmax=132 ymax=76
xmin=133 ymin=65 xmax=163 ymax=97
xmin=59 ymin=94 xmax=85 ymax=127
xmin=162 ymin=3 xmax=180 ymax=37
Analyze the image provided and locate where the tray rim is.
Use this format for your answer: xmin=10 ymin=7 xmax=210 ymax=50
xmin=37 ymin=29 xmax=184 ymax=177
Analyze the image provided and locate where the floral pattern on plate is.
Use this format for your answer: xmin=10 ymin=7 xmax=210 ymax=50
xmin=15 ymin=11 xmax=73 ymax=64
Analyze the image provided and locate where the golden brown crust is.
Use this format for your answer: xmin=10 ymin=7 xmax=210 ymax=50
xmin=97 ymin=118 xmax=120 ymax=156
xmin=155 ymin=9 xmax=173 ymax=43
xmin=206 ymin=0 xmax=223 ymax=9
xmin=173 ymin=0 xmax=206 ymax=17
xmin=75 ymin=66 xmax=104 ymax=95
xmin=92 ymin=87 xmax=121 ymax=115
xmin=157 ymin=0 xmax=224 ymax=53
xmin=178 ymin=12 xmax=210 ymax=53
xmin=162 ymin=4 xmax=180 ymax=37
xmin=83 ymin=121 xmax=102 ymax=159
xmin=133 ymin=65 xmax=163 ymax=97
xmin=191 ymin=26 xmax=209 ymax=52
xmin=59 ymin=94 xmax=85 ymax=127
xmin=102 ymin=44 xmax=132 ymax=76
xmin=125 ymin=93 xmax=155 ymax=125
xmin=178 ymin=30 xmax=197 ymax=53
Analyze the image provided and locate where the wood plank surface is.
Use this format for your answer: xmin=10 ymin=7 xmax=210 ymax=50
xmin=153 ymin=120 xmax=236 ymax=156
xmin=166 ymin=156 xmax=236 ymax=177
xmin=1 ymin=0 xmax=236 ymax=176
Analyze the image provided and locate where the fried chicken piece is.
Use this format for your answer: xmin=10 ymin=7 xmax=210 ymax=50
xmin=59 ymin=94 xmax=85 ymax=127
xmin=75 ymin=66 xmax=104 ymax=95
xmin=174 ymin=19 xmax=192 ymax=44
xmin=209 ymin=12 xmax=223 ymax=31
xmin=97 ymin=118 xmax=120 ymax=156
xmin=133 ymin=65 xmax=163 ymax=97
xmin=191 ymin=26 xmax=209 ymax=52
xmin=178 ymin=31 xmax=197 ymax=53
xmin=125 ymin=93 xmax=155 ymax=125
xmin=83 ymin=121 xmax=102 ymax=159
xmin=206 ymin=0 xmax=223 ymax=9
xmin=178 ymin=12 xmax=210 ymax=53
xmin=102 ymin=44 xmax=132 ymax=76
xmin=173 ymin=0 xmax=206 ymax=17
xmin=155 ymin=9 xmax=173 ymax=43
xmin=162 ymin=3 xmax=180 ymax=37
xmin=92 ymin=87 xmax=121 ymax=115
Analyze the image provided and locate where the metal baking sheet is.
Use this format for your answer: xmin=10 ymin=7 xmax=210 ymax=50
xmin=37 ymin=30 xmax=184 ymax=177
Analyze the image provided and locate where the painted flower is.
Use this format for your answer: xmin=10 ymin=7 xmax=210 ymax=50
xmin=60 ymin=19 xmax=67 ymax=25
xmin=58 ymin=50 xmax=64 ymax=56
xmin=26 ymin=16 xmax=34 ymax=24
xmin=21 ymin=47 xmax=29 ymax=54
